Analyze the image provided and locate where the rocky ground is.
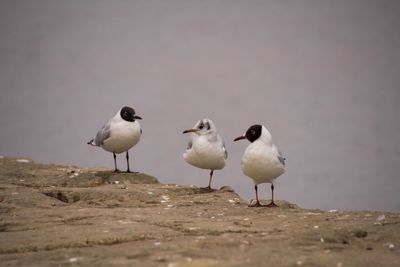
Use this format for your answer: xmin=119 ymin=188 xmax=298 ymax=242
xmin=0 ymin=157 xmax=399 ymax=267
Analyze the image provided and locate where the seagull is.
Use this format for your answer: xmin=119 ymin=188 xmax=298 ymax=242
xmin=234 ymin=124 xmax=285 ymax=207
xmin=182 ymin=119 xmax=227 ymax=189
xmin=87 ymin=106 xmax=142 ymax=173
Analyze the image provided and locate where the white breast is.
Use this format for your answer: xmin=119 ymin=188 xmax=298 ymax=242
xmin=241 ymin=140 xmax=284 ymax=184
xmin=102 ymin=120 xmax=141 ymax=154
xmin=184 ymin=136 xmax=226 ymax=170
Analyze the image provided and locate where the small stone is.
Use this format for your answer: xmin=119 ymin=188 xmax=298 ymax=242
xmin=69 ymin=257 xmax=78 ymax=262
xmin=156 ymin=257 xmax=167 ymax=262
xmin=384 ymin=243 xmax=395 ymax=250
xmin=161 ymin=195 xmax=170 ymax=201
xmin=16 ymin=159 xmax=30 ymax=163
xmin=376 ymin=214 xmax=386 ymax=221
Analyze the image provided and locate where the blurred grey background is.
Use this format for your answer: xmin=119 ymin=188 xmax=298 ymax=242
xmin=1 ymin=0 xmax=399 ymax=212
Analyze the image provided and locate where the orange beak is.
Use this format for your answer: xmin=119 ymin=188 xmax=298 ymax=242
xmin=183 ymin=128 xmax=198 ymax=134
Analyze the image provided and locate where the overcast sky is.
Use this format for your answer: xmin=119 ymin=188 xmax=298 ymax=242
xmin=1 ymin=0 xmax=399 ymax=211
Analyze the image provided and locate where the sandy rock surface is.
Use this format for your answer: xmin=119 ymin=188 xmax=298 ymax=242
xmin=0 ymin=157 xmax=399 ymax=266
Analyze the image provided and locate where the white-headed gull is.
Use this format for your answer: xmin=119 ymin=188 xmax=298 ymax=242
xmin=183 ymin=119 xmax=227 ymax=189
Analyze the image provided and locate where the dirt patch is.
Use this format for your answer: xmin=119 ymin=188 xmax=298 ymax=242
xmin=0 ymin=157 xmax=399 ymax=266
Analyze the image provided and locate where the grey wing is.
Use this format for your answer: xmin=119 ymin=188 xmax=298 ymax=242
xmin=222 ymin=142 xmax=228 ymax=159
xmin=94 ymin=124 xmax=111 ymax=146
xmin=187 ymin=140 xmax=193 ymax=150
xmin=277 ymin=148 xmax=286 ymax=166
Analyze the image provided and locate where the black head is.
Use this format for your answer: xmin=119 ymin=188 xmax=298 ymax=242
xmin=245 ymin=124 xmax=262 ymax=142
xmin=120 ymin=106 xmax=142 ymax=122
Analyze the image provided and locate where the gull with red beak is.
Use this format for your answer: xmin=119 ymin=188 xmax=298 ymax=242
xmin=234 ymin=124 xmax=285 ymax=207
xmin=87 ymin=106 xmax=142 ymax=173
xmin=183 ymin=119 xmax=227 ymax=189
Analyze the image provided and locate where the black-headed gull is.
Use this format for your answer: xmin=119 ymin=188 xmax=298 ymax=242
xmin=87 ymin=106 xmax=142 ymax=173
xmin=234 ymin=124 xmax=285 ymax=207
xmin=183 ymin=119 xmax=227 ymax=189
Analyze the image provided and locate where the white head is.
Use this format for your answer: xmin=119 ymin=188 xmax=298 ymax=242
xmin=183 ymin=118 xmax=217 ymax=136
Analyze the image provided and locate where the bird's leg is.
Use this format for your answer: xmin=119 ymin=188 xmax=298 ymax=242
xmin=249 ymin=185 xmax=262 ymax=207
xmin=207 ymin=170 xmax=213 ymax=189
xmin=126 ymin=151 xmax=131 ymax=173
xmin=113 ymin=153 xmax=120 ymax=173
xmin=125 ymin=151 xmax=138 ymax=173
xmin=201 ymin=170 xmax=213 ymax=190
xmin=265 ymin=183 xmax=278 ymax=207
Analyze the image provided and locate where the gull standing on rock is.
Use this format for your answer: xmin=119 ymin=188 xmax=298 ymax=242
xmin=234 ymin=124 xmax=285 ymax=207
xmin=183 ymin=119 xmax=227 ymax=189
xmin=87 ymin=106 xmax=142 ymax=173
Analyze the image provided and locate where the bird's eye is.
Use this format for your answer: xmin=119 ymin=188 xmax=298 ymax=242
xmin=251 ymin=130 xmax=255 ymax=135
xmin=198 ymin=123 xmax=204 ymax=129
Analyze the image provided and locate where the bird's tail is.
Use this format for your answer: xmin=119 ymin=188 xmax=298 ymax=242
xmin=87 ymin=139 xmax=96 ymax=146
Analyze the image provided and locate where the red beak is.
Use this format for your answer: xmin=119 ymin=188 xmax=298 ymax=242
xmin=233 ymin=135 xmax=246 ymax=142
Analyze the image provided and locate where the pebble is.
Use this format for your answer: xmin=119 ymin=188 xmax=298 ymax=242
xmin=16 ymin=159 xmax=30 ymax=163
xmin=69 ymin=257 xmax=78 ymax=262
xmin=118 ymin=220 xmax=132 ymax=224
xmin=376 ymin=214 xmax=386 ymax=221
xmin=383 ymin=243 xmax=395 ymax=250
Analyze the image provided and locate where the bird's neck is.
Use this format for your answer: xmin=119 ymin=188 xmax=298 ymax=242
xmin=259 ymin=128 xmax=273 ymax=146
